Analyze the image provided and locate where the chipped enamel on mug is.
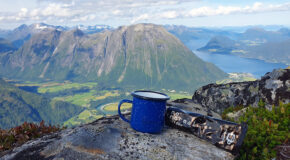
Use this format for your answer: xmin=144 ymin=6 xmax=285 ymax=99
xmin=118 ymin=90 xmax=170 ymax=133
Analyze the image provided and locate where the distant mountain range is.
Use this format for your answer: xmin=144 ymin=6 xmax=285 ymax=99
xmin=198 ymin=27 xmax=290 ymax=65
xmin=0 ymin=23 xmax=227 ymax=91
xmin=164 ymin=25 xmax=290 ymax=65
xmin=164 ymin=25 xmax=238 ymax=50
xmin=0 ymin=23 xmax=112 ymax=48
xmin=76 ymin=24 xmax=113 ymax=34
xmin=0 ymin=79 xmax=82 ymax=129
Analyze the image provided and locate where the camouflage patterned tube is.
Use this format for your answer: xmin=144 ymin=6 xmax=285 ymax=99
xmin=165 ymin=107 xmax=248 ymax=154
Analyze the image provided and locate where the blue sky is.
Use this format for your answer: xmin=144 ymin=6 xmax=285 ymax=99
xmin=0 ymin=0 xmax=290 ymax=29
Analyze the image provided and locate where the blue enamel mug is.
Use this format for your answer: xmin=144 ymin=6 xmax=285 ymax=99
xmin=118 ymin=90 xmax=170 ymax=133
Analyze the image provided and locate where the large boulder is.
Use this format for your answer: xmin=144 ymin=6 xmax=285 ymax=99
xmin=166 ymin=98 xmax=221 ymax=119
xmin=1 ymin=115 xmax=235 ymax=160
xmin=192 ymin=69 xmax=290 ymax=114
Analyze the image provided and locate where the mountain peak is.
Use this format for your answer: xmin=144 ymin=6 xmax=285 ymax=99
xmin=0 ymin=24 xmax=226 ymax=91
xmin=15 ymin=24 xmax=29 ymax=31
xmin=116 ymin=23 xmax=164 ymax=33
xmin=72 ymin=28 xmax=84 ymax=37
xmin=30 ymin=23 xmax=49 ymax=30
xmin=131 ymin=23 xmax=160 ymax=30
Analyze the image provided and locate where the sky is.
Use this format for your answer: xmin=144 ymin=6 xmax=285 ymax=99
xmin=0 ymin=0 xmax=290 ymax=29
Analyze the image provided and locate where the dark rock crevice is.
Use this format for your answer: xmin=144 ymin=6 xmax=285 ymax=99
xmin=122 ymin=31 xmax=127 ymax=64
xmin=103 ymin=36 xmax=108 ymax=58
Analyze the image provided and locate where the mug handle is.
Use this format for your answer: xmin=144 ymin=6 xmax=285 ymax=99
xmin=118 ymin=99 xmax=132 ymax=123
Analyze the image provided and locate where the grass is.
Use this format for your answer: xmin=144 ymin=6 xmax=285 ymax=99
xmin=216 ymin=73 xmax=256 ymax=84
xmin=78 ymin=109 xmax=103 ymax=120
xmin=165 ymin=92 xmax=191 ymax=100
xmin=78 ymin=110 xmax=93 ymax=120
xmin=95 ymin=91 xmax=120 ymax=100
xmin=37 ymin=82 xmax=97 ymax=93
xmin=216 ymin=77 xmax=256 ymax=84
xmin=15 ymin=81 xmax=67 ymax=87
xmin=63 ymin=109 xmax=104 ymax=127
xmin=53 ymin=90 xmax=120 ymax=107
xmin=63 ymin=101 xmax=131 ymax=127
xmin=53 ymin=91 xmax=96 ymax=107
xmin=103 ymin=103 xmax=132 ymax=111
xmin=63 ymin=117 xmax=81 ymax=126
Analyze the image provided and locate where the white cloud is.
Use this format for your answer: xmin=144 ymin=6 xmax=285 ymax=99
xmin=159 ymin=11 xmax=178 ymax=19
xmin=0 ymin=0 xmax=290 ymax=28
xmin=0 ymin=2 xmax=81 ymax=23
xmin=112 ymin=10 xmax=122 ymax=15
xmin=41 ymin=3 xmax=73 ymax=17
xmin=18 ymin=8 xmax=28 ymax=17
xmin=71 ymin=14 xmax=96 ymax=22
xmin=131 ymin=14 xmax=150 ymax=23
xmin=30 ymin=9 xmax=39 ymax=17
xmin=186 ymin=2 xmax=290 ymax=18
xmin=127 ymin=2 xmax=290 ymax=24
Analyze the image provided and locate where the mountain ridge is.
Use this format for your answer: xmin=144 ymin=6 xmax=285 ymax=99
xmin=0 ymin=23 xmax=227 ymax=91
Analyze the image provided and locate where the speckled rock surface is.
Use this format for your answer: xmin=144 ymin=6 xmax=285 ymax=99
xmin=192 ymin=69 xmax=290 ymax=114
xmin=166 ymin=98 xmax=221 ymax=119
xmin=1 ymin=115 xmax=235 ymax=160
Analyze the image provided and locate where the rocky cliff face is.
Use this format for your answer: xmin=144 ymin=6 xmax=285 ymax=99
xmin=0 ymin=38 xmax=16 ymax=53
xmin=1 ymin=115 xmax=234 ymax=160
xmin=192 ymin=69 xmax=290 ymax=114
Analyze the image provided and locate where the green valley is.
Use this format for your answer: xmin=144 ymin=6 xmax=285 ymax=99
xmin=0 ymin=79 xmax=83 ymax=129
xmin=12 ymin=80 xmax=192 ymax=127
xmin=7 ymin=69 xmax=252 ymax=128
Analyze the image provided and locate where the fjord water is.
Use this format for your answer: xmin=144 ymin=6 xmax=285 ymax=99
xmin=194 ymin=50 xmax=287 ymax=78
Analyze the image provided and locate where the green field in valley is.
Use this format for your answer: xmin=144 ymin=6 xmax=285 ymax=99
xmin=14 ymin=81 xmax=193 ymax=127
xmin=63 ymin=109 xmax=103 ymax=126
xmin=164 ymin=91 xmax=192 ymax=100
xmin=52 ymin=90 xmax=120 ymax=107
xmin=13 ymin=74 xmax=254 ymax=127
xmin=37 ymin=82 xmax=98 ymax=93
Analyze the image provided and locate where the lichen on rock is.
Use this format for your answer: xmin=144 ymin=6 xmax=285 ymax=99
xmin=192 ymin=69 xmax=290 ymax=114
xmin=1 ymin=115 xmax=235 ymax=160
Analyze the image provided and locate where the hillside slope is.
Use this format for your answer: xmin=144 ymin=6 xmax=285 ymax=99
xmin=0 ymin=38 xmax=16 ymax=53
xmin=0 ymin=79 xmax=83 ymax=129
